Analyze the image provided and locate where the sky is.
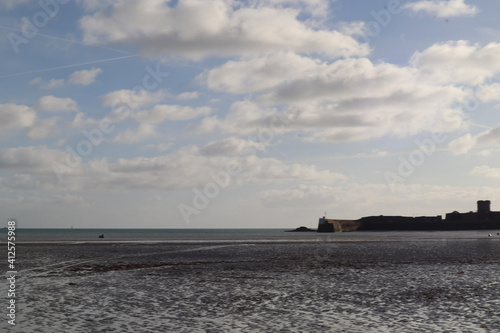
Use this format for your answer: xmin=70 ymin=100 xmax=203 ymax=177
xmin=1 ymin=0 xmax=500 ymax=229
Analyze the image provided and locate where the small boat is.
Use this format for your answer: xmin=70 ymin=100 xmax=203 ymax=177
xmin=98 ymin=234 xmax=104 ymax=238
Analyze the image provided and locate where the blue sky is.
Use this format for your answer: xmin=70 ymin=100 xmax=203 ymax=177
xmin=1 ymin=0 xmax=500 ymax=228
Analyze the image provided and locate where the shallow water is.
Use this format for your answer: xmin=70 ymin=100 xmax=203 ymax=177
xmin=6 ymin=228 xmax=500 ymax=243
xmin=1 ymin=232 xmax=499 ymax=332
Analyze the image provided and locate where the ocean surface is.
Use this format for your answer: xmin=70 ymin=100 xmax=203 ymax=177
xmin=1 ymin=229 xmax=499 ymax=332
xmin=5 ymin=228 xmax=500 ymax=243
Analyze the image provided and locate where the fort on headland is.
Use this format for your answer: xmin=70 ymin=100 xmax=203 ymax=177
xmin=318 ymin=200 xmax=500 ymax=232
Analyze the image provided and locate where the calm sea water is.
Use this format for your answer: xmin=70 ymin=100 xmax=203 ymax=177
xmin=1 ymin=229 xmax=499 ymax=332
xmin=3 ymin=228 xmax=499 ymax=243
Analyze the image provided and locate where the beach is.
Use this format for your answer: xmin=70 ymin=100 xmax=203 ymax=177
xmin=2 ymin=231 xmax=500 ymax=332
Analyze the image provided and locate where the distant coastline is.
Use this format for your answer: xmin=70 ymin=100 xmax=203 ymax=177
xmin=286 ymin=226 xmax=315 ymax=232
xmin=317 ymin=200 xmax=500 ymax=232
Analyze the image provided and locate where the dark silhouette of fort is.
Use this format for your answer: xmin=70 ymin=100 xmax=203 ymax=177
xmin=318 ymin=200 xmax=500 ymax=232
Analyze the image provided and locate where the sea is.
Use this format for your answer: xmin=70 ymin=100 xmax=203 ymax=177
xmin=1 ymin=228 xmax=499 ymax=332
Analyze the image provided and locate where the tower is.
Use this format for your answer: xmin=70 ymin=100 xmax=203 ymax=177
xmin=477 ymin=200 xmax=491 ymax=214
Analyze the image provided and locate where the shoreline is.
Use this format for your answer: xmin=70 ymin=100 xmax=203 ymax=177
xmin=7 ymin=238 xmax=500 ymax=332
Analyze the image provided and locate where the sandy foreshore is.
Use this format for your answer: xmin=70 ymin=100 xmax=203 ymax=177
xmin=3 ymin=239 xmax=499 ymax=332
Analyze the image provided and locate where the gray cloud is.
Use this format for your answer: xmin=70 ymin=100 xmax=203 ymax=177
xmin=0 ymin=103 xmax=36 ymax=130
xmin=404 ymin=0 xmax=478 ymax=18
xmin=0 ymin=144 xmax=344 ymax=192
xmin=80 ymin=0 xmax=369 ymax=59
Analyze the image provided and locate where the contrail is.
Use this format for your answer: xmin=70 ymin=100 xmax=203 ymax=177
xmin=0 ymin=25 xmax=131 ymax=55
xmin=470 ymin=122 xmax=494 ymax=130
xmin=0 ymin=55 xmax=138 ymax=79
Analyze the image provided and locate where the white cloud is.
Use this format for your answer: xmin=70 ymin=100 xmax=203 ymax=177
xmin=177 ymin=92 xmax=200 ymax=100
xmin=476 ymin=83 xmax=500 ymax=103
xmin=156 ymin=143 xmax=173 ymax=152
xmin=112 ymin=123 xmax=158 ymax=144
xmin=101 ymin=89 xmax=167 ymax=112
xmin=69 ymin=112 xmax=100 ymax=128
xmin=68 ymin=67 xmax=103 ymax=86
xmin=477 ymin=149 xmax=493 ymax=157
xmin=404 ymin=0 xmax=478 ymax=18
xmin=189 ymin=100 xmax=289 ymax=136
xmin=30 ymin=77 xmax=66 ymax=90
xmin=0 ymin=103 xmax=36 ymax=130
xmin=36 ymin=96 xmax=78 ymax=112
xmin=56 ymin=139 xmax=66 ymax=147
xmin=470 ymin=166 xmax=500 ymax=180
xmin=448 ymin=127 xmax=500 ymax=155
xmin=259 ymin=57 xmax=417 ymax=104
xmin=237 ymin=155 xmax=346 ymax=185
xmin=338 ymin=21 xmax=366 ymax=37
xmin=259 ymin=183 xmax=500 ymax=218
xmin=410 ymin=41 xmax=500 ymax=85
xmin=199 ymin=137 xmax=269 ymax=156
xmin=30 ymin=68 xmax=103 ymax=90
xmin=27 ymin=117 xmax=60 ymax=140
xmin=0 ymin=0 xmax=30 ymax=10
xmin=0 ymin=143 xmax=343 ymax=192
xmin=29 ymin=77 xmax=42 ymax=86
xmin=448 ymin=133 xmax=476 ymax=155
xmin=105 ymin=146 xmax=345 ymax=189
xmin=202 ymin=52 xmax=321 ymax=94
xmin=44 ymin=79 xmax=66 ymax=90
xmin=0 ymin=145 xmax=68 ymax=173
xmin=195 ymin=41 xmax=500 ymax=143
xmin=141 ymin=143 xmax=173 ymax=152
xmin=259 ymin=184 xmax=340 ymax=207
xmin=477 ymin=127 xmax=500 ymax=145
xmin=132 ymin=105 xmax=212 ymax=123
xmin=194 ymin=56 xmax=469 ymax=142
xmin=48 ymin=194 xmax=87 ymax=206
xmin=80 ymin=0 xmax=369 ymax=59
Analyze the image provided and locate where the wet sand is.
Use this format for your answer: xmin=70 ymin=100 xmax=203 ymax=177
xmin=4 ymin=239 xmax=500 ymax=332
